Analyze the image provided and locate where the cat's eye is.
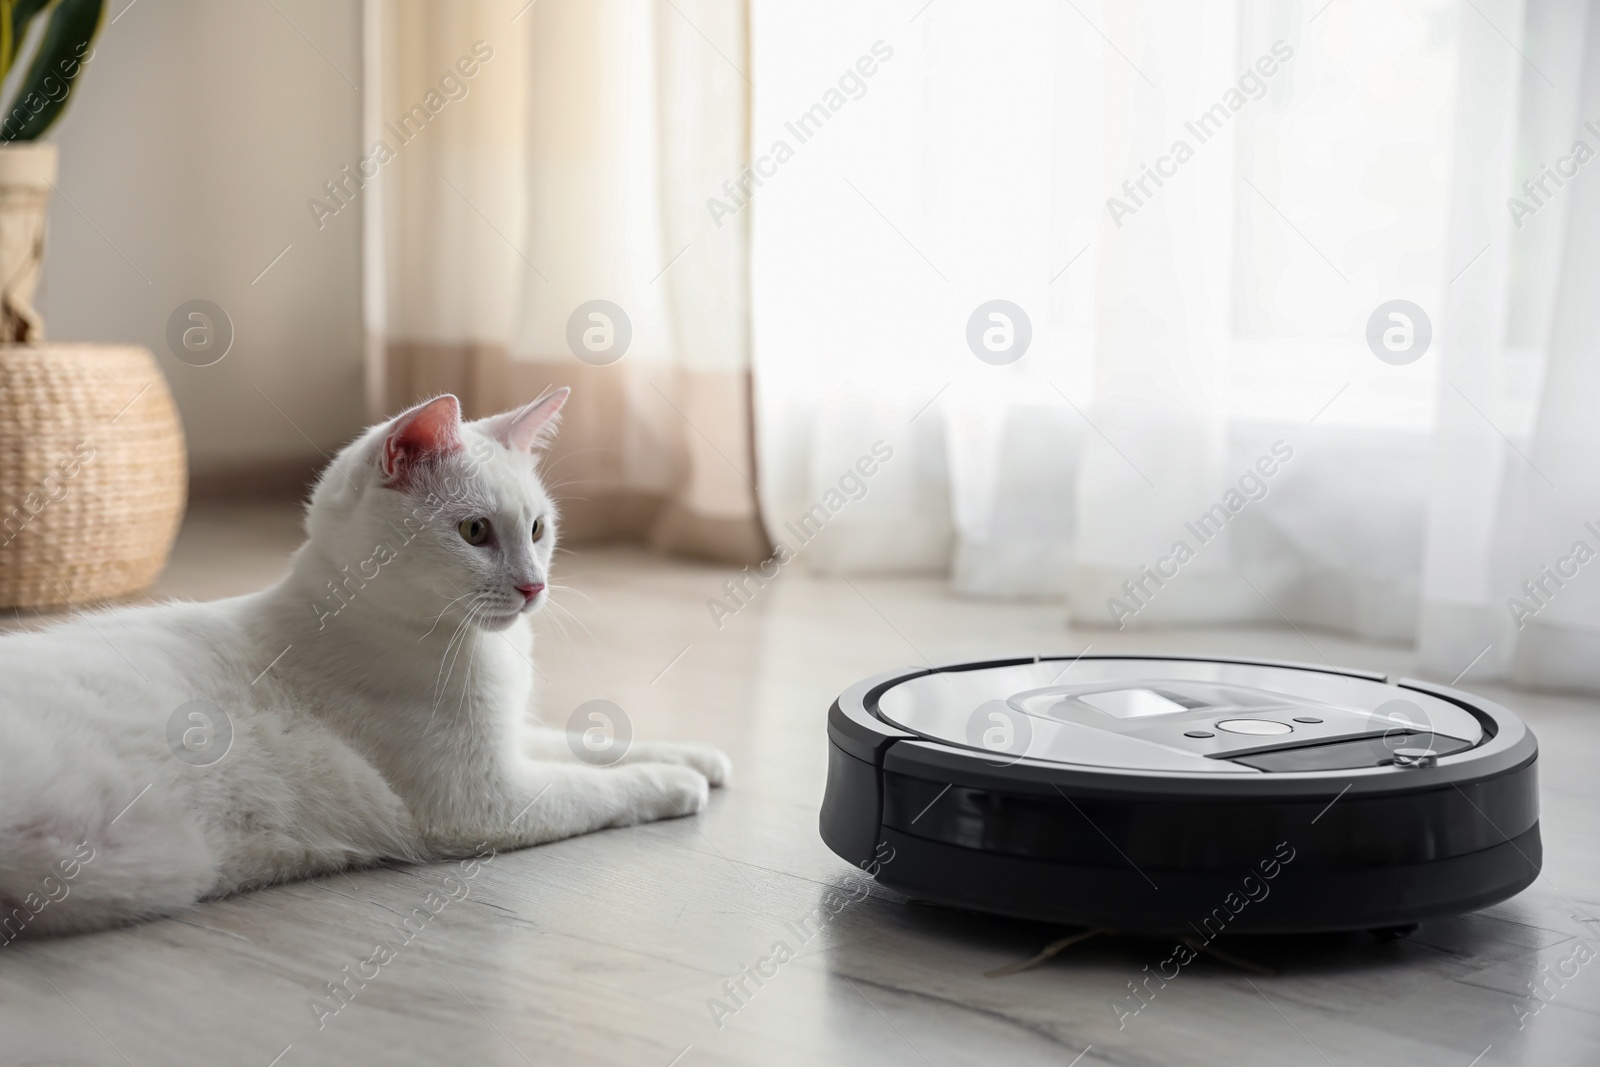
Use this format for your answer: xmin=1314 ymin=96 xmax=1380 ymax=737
xmin=458 ymin=517 xmax=491 ymax=545
xmin=531 ymin=517 xmax=546 ymax=543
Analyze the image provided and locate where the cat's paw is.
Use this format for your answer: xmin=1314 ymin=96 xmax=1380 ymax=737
xmin=626 ymin=762 xmax=711 ymax=822
xmin=627 ymin=740 xmax=732 ymax=787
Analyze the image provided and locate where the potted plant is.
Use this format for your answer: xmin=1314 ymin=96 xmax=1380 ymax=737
xmin=0 ymin=0 xmax=187 ymax=609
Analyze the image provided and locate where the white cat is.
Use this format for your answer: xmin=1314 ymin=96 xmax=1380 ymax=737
xmin=0 ymin=389 xmax=729 ymax=940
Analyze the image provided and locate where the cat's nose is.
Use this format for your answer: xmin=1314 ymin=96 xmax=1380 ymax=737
xmin=516 ymin=582 xmax=545 ymax=602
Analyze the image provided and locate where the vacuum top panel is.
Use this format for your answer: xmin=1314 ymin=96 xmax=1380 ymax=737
xmin=874 ymin=658 xmax=1484 ymax=774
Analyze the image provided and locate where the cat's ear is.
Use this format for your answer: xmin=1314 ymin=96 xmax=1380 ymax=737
xmin=380 ymin=395 xmax=464 ymax=486
xmin=479 ymin=387 xmax=569 ymax=454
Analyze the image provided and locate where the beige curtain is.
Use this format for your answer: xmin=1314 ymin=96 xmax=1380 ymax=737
xmin=365 ymin=0 xmax=765 ymax=562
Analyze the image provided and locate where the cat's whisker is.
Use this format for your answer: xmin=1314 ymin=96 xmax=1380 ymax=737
xmin=538 ymin=445 xmax=616 ymax=474
xmin=419 ymin=590 xmax=479 ymax=641
xmin=445 ymin=597 xmax=488 ymax=668
xmin=548 ymin=582 xmax=620 ymax=630
xmin=453 ymin=605 xmax=485 ymax=722
xmin=540 ymin=477 xmax=599 ymax=493
xmin=546 ymin=582 xmax=598 ymax=607
xmin=543 ymin=598 xmax=594 ymax=643
xmin=539 ymin=473 xmax=602 ymax=491
xmin=545 ymin=594 xmax=604 ymax=638
xmin=431 ymin=584 xmax=475 ymax=606
xmin=432 ymin=594 xmax=490 ymax=718
xmin=532 ymin=594 xmax=582 ymax=641
xmin=541 ymin=606 xmax=580 ymax=643
xmin=429 ymin=618 xmax=475 ymax=727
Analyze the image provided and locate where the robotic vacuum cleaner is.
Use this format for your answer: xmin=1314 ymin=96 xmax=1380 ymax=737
xmin=821 ymin=655 xmax=1540 ymax=934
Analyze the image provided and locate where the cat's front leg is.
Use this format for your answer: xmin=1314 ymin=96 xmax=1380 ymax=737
xmin=523 ymin=727 xmax=731 ymax=786
xmin=607 ymin=740 xmax=731 ymax=786
xmin=463 ymin=760 xmax=711 ymax=852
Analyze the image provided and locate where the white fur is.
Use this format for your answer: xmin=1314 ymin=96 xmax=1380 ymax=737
xmin=0 ymin=393 xmax=729 ymax=939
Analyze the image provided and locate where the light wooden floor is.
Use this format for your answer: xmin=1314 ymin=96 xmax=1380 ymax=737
xmin=3 ymin=501 xmax=1599 ymax=1066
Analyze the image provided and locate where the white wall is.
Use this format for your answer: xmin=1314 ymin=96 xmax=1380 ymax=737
xmin=39 ymin=0 xmax=366 ymax=483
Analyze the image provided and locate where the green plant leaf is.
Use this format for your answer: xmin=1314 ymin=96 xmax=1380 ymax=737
xmin=3 ymin=0 xmax=53 ymax=84
xmin=0 ymin=0 xmax=104 ymax=142
xmin=0 ymin=2 xmax=14 ymax=88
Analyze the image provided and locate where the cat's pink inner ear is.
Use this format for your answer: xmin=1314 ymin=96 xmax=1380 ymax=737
xmin=381 ymin=395 xmax=464 ymax=485
xmin=485 ymin=387 xmax=570 ymax=454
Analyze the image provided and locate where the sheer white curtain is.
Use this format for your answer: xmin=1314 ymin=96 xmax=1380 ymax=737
xmin=752 ymin=0 xmax=1600 ymax=690
xmin=366 ymin=0 xmax=766 ymax=561
xmin=1422 ymin=0 xmax=1600 ymax=690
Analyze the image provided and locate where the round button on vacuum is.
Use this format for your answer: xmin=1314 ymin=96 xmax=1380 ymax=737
xmin=1293 ymin=716 xmax=1323 ymax=724
xmin=1183 ymin=730 xmax=1214 ymax=738
xmin=1215 ymin=718 xmax=1293 ymax=735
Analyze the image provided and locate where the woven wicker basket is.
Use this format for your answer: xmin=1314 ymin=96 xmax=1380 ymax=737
xmin=0 ymin=344 xmax=187 ymax=608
